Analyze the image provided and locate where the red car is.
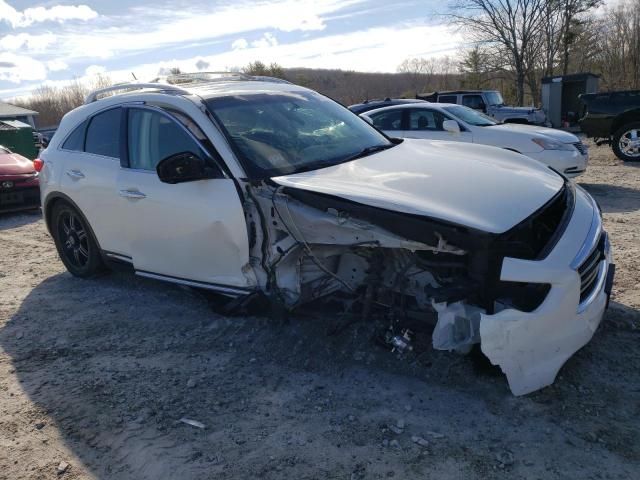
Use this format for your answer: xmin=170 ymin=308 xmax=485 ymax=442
xmin=0 ymin=145 xmax=40 ymax=213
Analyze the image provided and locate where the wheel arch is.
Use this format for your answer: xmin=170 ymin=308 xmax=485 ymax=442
xmin=502 ymin=118 xmax=530 ymax=125
xmin=43 ymin=192 xmax=103 ymax=251
xmin=611 ymin=109 xmax=640 ymax=134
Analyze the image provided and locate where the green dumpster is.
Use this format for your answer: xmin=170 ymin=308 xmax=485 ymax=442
xmin=0 ymin=120 xmax=38 ymax=159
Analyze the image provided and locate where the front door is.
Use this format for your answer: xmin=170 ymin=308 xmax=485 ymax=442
xmin=402 ymin=108 xmax=473 ymax=143
xmin=116 ymin=105 xmax=252 ymax=289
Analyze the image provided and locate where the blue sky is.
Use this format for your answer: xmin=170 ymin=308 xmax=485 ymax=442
xmin=0 ymin=0 xmax=462 ymax=98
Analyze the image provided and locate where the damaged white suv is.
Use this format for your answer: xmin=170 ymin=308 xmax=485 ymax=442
xmin=38 ymin=73 xmax=614 ymax=395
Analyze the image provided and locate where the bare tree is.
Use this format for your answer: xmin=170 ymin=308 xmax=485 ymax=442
xmin=558 ymin=0 xmax=602 ymax=74
xmin=449 ymin=0 xmax=548 ymax=105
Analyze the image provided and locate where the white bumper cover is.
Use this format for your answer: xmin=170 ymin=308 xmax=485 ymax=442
xmin=480 ymin=187 xmax=611 ymax=395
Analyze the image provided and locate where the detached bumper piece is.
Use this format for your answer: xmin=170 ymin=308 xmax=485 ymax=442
xmin=480 ymin=190 xmax=612 ymax=396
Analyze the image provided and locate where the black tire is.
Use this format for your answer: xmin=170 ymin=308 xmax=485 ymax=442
xmin=612 ymin=122 xmax=640 ymax=162
xmin=51 ymin=202 xmax=104 ymax=277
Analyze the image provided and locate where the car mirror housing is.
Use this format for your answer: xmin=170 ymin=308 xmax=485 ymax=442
xmin=156 ymin=152 xmax=216 ymax=184
xmin=443 ymin=120 xmax=461 ymax=134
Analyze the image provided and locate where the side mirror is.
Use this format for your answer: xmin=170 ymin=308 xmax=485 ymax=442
xmin=157 ymin=151 xmax=211 ymax=184
xmin=442 ymin=120 xmax=461 ymax=134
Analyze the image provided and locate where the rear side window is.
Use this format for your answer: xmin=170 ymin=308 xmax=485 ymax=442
xmin=369 ymin=109 xmax=403 ymax=130
xmin=438 ymin=95 xmax=457 ymax=103
xmin=61 ymin=121 xmax=86 ymax=151
xmin=85 ymin=108 xmax=121 ymax=158
xmin=127 ymin=108 xmax=202 ymax=170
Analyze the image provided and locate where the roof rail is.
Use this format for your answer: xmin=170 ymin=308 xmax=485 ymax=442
xmin=163 ymin=71 xmax=250 ymax=85
xmin=84 ymin=82 xmax=190 ymax=104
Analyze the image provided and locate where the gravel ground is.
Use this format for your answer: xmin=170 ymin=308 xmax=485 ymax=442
xmin=1 ymin=140 xmax=639 ymax=479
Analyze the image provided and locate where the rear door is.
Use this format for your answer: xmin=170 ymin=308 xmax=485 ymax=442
xmin=58 ymin=107 xmax=128 ymax=255
xmin=367 ymin=108 xmax=405 ymax=137
xmin=116 ymin=105 xmax=251 ymax=290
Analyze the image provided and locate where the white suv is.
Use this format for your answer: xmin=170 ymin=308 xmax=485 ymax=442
xmin=38 ymin=73 xmax=614 ymax=396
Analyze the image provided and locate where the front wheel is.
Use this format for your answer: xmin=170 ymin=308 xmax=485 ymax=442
xmin=612 ymin=122 xmax=640 ymax=162
xmin=52 ymin=202 xmax=104 ymax=277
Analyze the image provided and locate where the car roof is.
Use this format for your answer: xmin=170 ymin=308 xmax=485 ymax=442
xmin=361 ymin=103 xmax=459 ymax=115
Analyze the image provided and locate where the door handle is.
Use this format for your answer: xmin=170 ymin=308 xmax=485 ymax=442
xmin=118 ymin=189 xmax=147 ymax=200
xmin=66 ymin=169 xmax=85 ymax=180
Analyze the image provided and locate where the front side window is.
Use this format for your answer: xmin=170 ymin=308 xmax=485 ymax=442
xmin=85 ymin=109 xmax=121 ymax=158
xmin=438 ymin=95 xmax=457 ymax=103
xmin=485 ymin=91 xmax=504 ymax=106
xmin=407 ymin=109 xmax=447 ymax=131
xmin=127 ymin=108 xmax=203 ymax=171
xmin=462 ymin=95 xmax=486 ymax=110
xmin=370 ymin=110 xmax=403 ymax=131
xmin=206 ymin=91 xmax=392 ymax=179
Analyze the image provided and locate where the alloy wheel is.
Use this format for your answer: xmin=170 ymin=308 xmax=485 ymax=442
xmin=618 ymin=128 xmax=640 ymax=158
xmin=58 ymin=211 xmax=90 ymax=267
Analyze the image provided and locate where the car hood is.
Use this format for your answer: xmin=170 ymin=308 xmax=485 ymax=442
xmin=272 ymin=139 xmax=564 ymax=234
xmin=0 ymin=153 xmax=35 ymax=175
xmin=488 ymin=123 xmax=579 ymax=143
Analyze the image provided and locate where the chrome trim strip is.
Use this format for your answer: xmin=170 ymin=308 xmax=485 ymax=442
xmin=570 ymin=194 xmax=602 ymax=270
xmin=577 ymin=260 xmax=607 ymax=314
xmin=135 ymin=271 xmax=250 ymax=297
xmin=105 ymin=252 xmax=132 ymax=263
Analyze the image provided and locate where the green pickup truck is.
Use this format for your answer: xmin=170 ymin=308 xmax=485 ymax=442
xmin=579 ymin=90 xmax=640 ymax=161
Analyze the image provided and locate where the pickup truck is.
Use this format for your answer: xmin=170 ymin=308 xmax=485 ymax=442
xmin=417 ymin=90 xmax=547 ymax=125
xmin=579 ymin=90 xmax=640 ymax=161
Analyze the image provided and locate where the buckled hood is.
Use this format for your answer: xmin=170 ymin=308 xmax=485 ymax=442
xmin=273 ymin=139 xmax=564 ymax=234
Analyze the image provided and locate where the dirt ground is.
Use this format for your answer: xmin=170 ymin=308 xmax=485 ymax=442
xmin=1 ymin=140 xmax=639 ymax=480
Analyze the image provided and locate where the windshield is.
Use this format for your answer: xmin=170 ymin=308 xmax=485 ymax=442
xmin=205 ymin=91 xmax=393 ymax=178
xmin=443 ymin=105 xmax=498 ymax=127
xmin=485 ymin=91 xmax=504 ymax=106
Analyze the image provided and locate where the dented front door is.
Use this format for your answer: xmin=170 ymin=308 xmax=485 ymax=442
xmin=116 ymin=105 xmax=252 ymax=290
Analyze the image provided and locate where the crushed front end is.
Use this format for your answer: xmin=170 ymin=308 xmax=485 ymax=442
xmin=240 ymin=178 xmax=612 ymax=396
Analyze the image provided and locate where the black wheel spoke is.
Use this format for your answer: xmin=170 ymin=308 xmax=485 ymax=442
xmin=58 ymin=210 xmax=92 ymax=269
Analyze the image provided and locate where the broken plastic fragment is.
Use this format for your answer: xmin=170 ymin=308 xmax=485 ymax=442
xmin=432 ymin=301 xmax=484 ymax=354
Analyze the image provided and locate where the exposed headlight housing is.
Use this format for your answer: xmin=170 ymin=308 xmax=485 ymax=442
xmin=532 ymin=137 xmax=574 ymax=151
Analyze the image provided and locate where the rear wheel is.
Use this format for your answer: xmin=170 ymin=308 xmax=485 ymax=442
xmin=52 ymin=202 xmax=104 ymax=277
xmin=612 ymin=122 xmax=640 ymax=161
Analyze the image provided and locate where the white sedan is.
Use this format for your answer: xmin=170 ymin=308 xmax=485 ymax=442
xmin=362 ymin=103 xmax=588 ymax=177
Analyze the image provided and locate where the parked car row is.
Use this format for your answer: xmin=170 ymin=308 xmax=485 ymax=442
xmin=36 ymin=73 xmax=614 ymax=396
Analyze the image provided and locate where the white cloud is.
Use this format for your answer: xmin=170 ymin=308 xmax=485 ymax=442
xmin=0 ymin=52 xmax=47 ymax=83
xmin=47 ymin=59 xmax=69 ymax=72
xmin=58 ymin=0 xmax=363 ymax=59
xmin=232 ymin=38 xmax=249 ymax=50
xmin=0 ymin=1 xmax=97 ymax=28
xmin=251 ymin=32 xmax=278 ymax=48
xmin=85 ymin=64 xmax=107 ymax=76
xmin=63 ymin=21 xmax=462 ymax=85
xmin=0 ymin=33 xmax=56 ymax=52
